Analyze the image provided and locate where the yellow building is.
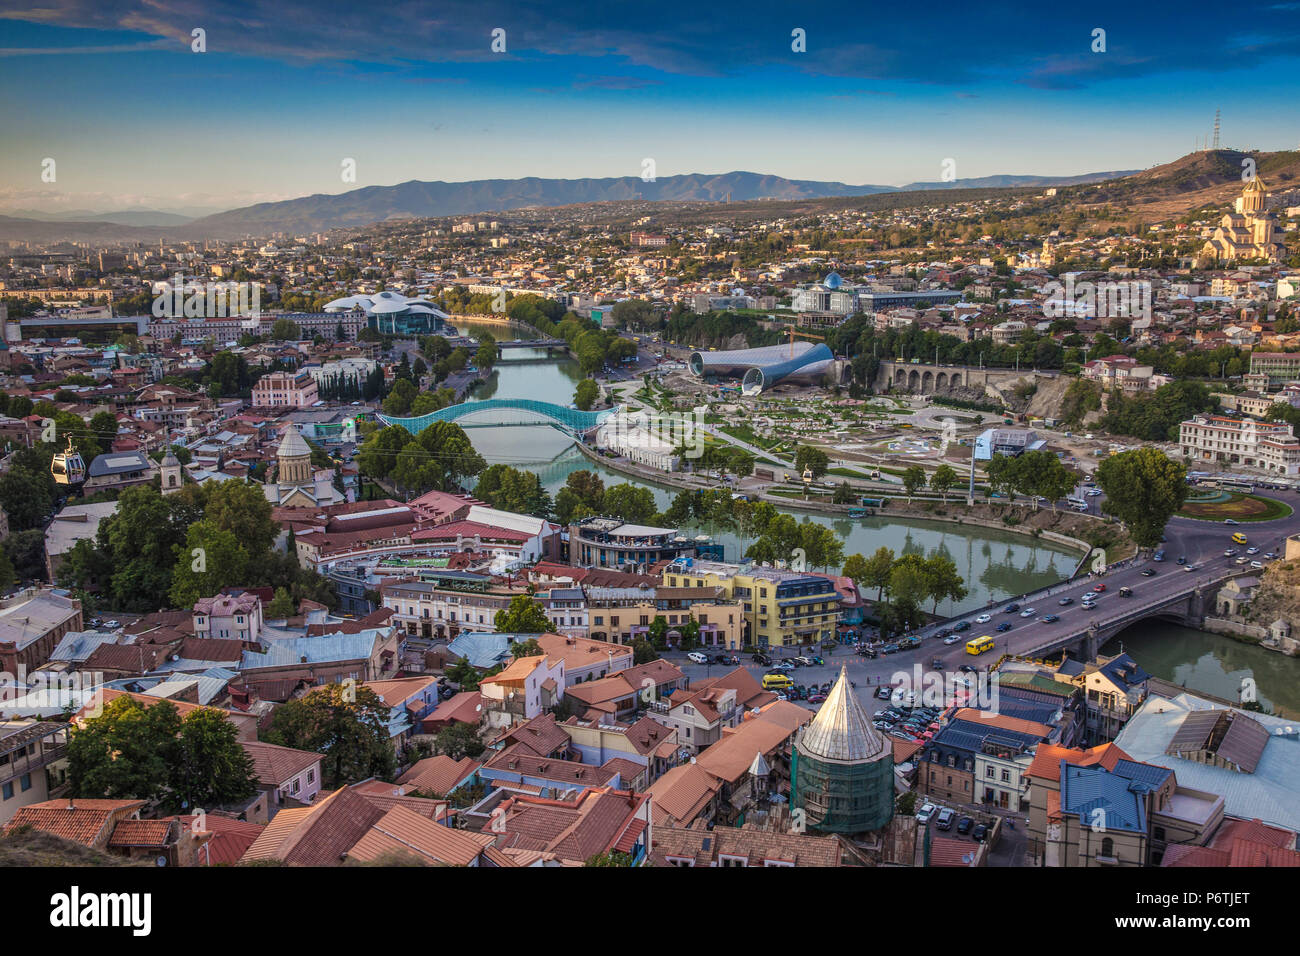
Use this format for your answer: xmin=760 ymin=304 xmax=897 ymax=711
xmin=661 ymin=559 xmax=841 ymax=649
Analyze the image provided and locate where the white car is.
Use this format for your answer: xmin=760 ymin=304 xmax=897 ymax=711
xmin=976 ymin=614 xmax=992 ymax=624
xmin=943 ymin=635 xmax=962 ymax=645
xmin=1019 ymin=607 xmax=1036 ymax=618
xmin=1086 ymin=489 xmax=1103 ymax=497
xmin=916 ymin=802 xmax=937 ymax=824
xmin=687 ymin=651 xmax=709 ymax=665
xmin=1251 ymin=561 xmax=1264 ymax=570
xmin=1246 ymin=547 xmax=1259 ymax=555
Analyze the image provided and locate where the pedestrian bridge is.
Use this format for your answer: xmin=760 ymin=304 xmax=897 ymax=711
xmin=378 ymin=399 xmax=621 ymax=436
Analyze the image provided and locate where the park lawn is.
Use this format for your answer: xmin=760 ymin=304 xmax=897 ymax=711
xmin=1178 ymin=493 xmax=1294 ymax=522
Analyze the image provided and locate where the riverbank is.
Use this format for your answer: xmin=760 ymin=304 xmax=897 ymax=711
xmin=572 ymin=440 xmax=1119 ymax=562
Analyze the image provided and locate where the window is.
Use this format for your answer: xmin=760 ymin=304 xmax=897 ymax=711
xmin=1000 ymin=770 xmax=1010 ymax=783
xmin=1 ymin=782 xmax=11 ymax=800
xmin=1100 ymin=837 xmax=1115 ymax=859
xmin=719 ymin=855 xmax=747 ymax=867
xmin=20 ymin=774 xmax=31 ymax=792
xmin=307 ymin=769 xmax=315 ymax=784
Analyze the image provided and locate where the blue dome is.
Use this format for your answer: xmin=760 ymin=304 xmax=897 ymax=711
xmin=823 ymin=271 xmax=843 ymax=290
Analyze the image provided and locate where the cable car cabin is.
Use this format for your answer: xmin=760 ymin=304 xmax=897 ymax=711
xmin=51 ymin=437 xmax=86 ymax=486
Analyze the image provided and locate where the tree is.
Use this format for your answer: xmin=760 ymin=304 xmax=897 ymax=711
xmin=266 ymin=586 xmax=295 ymax=619
xmin=921 ymin=554 xmax=968 ymax=614
xmin=474 ymin=465 xmax=552 ymax=517
xmin=573 ymin=378 xmax=599 ymax=411
xmin=203 ymin=480 xmax=277 ymax=555
xmin=1096 ymin=448 xmax=1188 ymax=548
xmin=902 ymin=465 xmax=927 ymax=501
xmin=859 ymin=546 xmax=896 ymax=602
xmin=494 ymin=594 xmax=551 ymax=633
xmin=263 ymin=683 xmax=396 ymax=788
xmin=169 ymin=708 xmax=258 ymax=812
xmin=554 ymin=470 xmax=605 ymax=523
xmin=930 ymin=464 xmax=958 ymax=502
xmin=168 ymin=520 xmax=249 ymax=608
xmin=585 ymin=850 xmax=636 ymax=867
xmin=509 ymin=636 xmax=543 ymax=657
xmin=795 ymin=445 xmax=830 ymax=480
xmin=271 ymin=318 xmax=301 ymax=341
xmin=629 ymin=638 xmax=657 ymax=665
xmin=382 ymin=378 xmax=417 ymax=416
xmin=602 ymin=483 xmax=657 ymax=523
xmin=67 ymin=696 xmax=181 ymax=801
xmin=432 ymin=721 xmax=485 ymax=760
xmin=832 ymin=481 xmax=856 ymax=504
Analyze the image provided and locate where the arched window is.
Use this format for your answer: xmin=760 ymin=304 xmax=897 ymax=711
xmin=1100 ymin=837 xmax=1114 ymax=859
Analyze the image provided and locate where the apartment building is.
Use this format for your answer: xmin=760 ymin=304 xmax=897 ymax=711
xmin=661 ymin=558 xmax=842 ymax=649
xmin=1179 ymin=414 xmax=1300 ymax=476
xmin=381 ymin=574 xmax=521 ymax=640
xmin=569 ymin=518 xmax=700 ymax=573
xmin=0 ymin=721 xmax=69 ymax=825
xmin=1249 ymin=351 xmax=1300 ymax=386
xmin=251 ymin=369 xmax=319 ymax=409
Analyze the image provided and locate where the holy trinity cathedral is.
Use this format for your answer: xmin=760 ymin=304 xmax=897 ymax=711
xmin=1201 ymin=177 xmax=1285 ymax=263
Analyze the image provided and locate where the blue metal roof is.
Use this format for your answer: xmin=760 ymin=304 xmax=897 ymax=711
xmin=1059 ymin=763 xmax=1147 ymax=833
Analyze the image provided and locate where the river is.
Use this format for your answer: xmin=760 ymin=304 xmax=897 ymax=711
xmin=450 ymin=320 xmax=1300 ymax=703
xmin=453 ymin=321 xmax=1076 ymax=615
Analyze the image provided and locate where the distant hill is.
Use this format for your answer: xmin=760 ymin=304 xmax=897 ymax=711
xmin=1 ymin=208 xmax=193 ymax=227
xmin=899 ymin=171 xmax=1137 ymax=191
xmin=177 ymin=168 xmax=1136 ymax=237
xmin=1056 ymin=149 xmax=1300 ymax=218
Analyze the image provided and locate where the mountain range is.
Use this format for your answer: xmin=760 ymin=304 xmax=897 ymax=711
xmin=0 ymin=168 xmax=1137 ymax=240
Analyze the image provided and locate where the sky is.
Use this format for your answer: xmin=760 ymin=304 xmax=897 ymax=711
xmin=2 ymin=0 xmax=1299 ymax=214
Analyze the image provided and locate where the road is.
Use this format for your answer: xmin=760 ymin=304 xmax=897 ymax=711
xmin=665 ymin=489 xmax=1300 ymax=714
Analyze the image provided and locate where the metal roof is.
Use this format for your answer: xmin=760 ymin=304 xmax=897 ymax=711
xmin=796 ymin=667 xmax=888 ymax=764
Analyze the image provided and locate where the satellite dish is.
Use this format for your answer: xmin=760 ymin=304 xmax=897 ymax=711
xmin=155 ymin=856 xmax=168 ymax=867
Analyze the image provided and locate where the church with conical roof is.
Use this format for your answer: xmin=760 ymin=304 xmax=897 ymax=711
xmin=792 ymin=666 xmax=894 ymax=834
xmin=261 ymin=426 xmax=345 ymax=508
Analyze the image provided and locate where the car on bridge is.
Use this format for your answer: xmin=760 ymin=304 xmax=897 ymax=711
xmin=976 ymin=614 xmax=992 ymax=624
xmin=1019 ymin=607 xmax=1036 ymax=617
xmin=1059 ymin=597 xmax=1074 ymax=606
xmin=996 ymin=622 xmax=1013 ymax=633
xmin=952 ymin=621 xmax=971 ymax=632
xmin=943 ymin=634 xmax=962 ymax=645
xmin=1153 ymin=551 xmax=1166 ymax=562
xmin=1252 ymin=561 xmax=1264 ymax=569
xmin=1041 ymin=614 xmax=1060 ymax=623
xmin=1141 ymin=568 xmax=1158 ymax=577
xmin=1003 ymin=603 xmax=1020 ymax=613
xmin=1119 ymin=587 xmax=1133 ymax=598
xmin=1093 ymin=584 xmax=1107 ymax=592
xmin=1184 ymin=563 xmax=1198 ymax=572
xmin=1247 ymin=547 xmax=1259 ymax=555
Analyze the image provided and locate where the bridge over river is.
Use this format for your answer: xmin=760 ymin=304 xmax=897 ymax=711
xmin=378 ymin=399 xmax=621 ymax=437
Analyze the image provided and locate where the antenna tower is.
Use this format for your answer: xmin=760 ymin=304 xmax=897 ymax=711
xmin=1212 ymin=109 xmax=1221 ymax=150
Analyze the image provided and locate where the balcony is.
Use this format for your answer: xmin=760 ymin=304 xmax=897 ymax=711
xmin=0 ymin=741 xmax=68 ymax=781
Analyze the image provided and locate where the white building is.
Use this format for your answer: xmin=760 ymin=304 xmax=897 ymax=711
xmin=1179 ymin=415 xmax=1300 ymax=476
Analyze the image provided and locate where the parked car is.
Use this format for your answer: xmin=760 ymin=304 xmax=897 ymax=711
xmin=808 ymin=694 xmax=827 ymax=704
xmin=751 ymin=653 xmax=771 ymax=666
xmin=687 ymin=651 xmax=709 ymax=664
xmin=916 ymin=803 xmax=936 ymax=824
xmin=794 ymin=656 xmax=815 ymax=667
xmin=956 ymin=816 xmax=974 ymax=835
xmin=935 ymin=808 xmax=956 ymax=831
xmin=858 ymin=647 xmax=879 ymax=659
xmin=103 ymin=620 xmax=120 ymax=629
xmin=874 ymin=685 xmax=893 ymax=700
xmin=880 ymin=643 xmax=900 ymax=655
xmin=972 ymin=823 xmax=989 ymax=841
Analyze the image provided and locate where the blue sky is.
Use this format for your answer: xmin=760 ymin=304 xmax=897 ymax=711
xmin=2 ymin=0 xmax=1299 ymax=213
